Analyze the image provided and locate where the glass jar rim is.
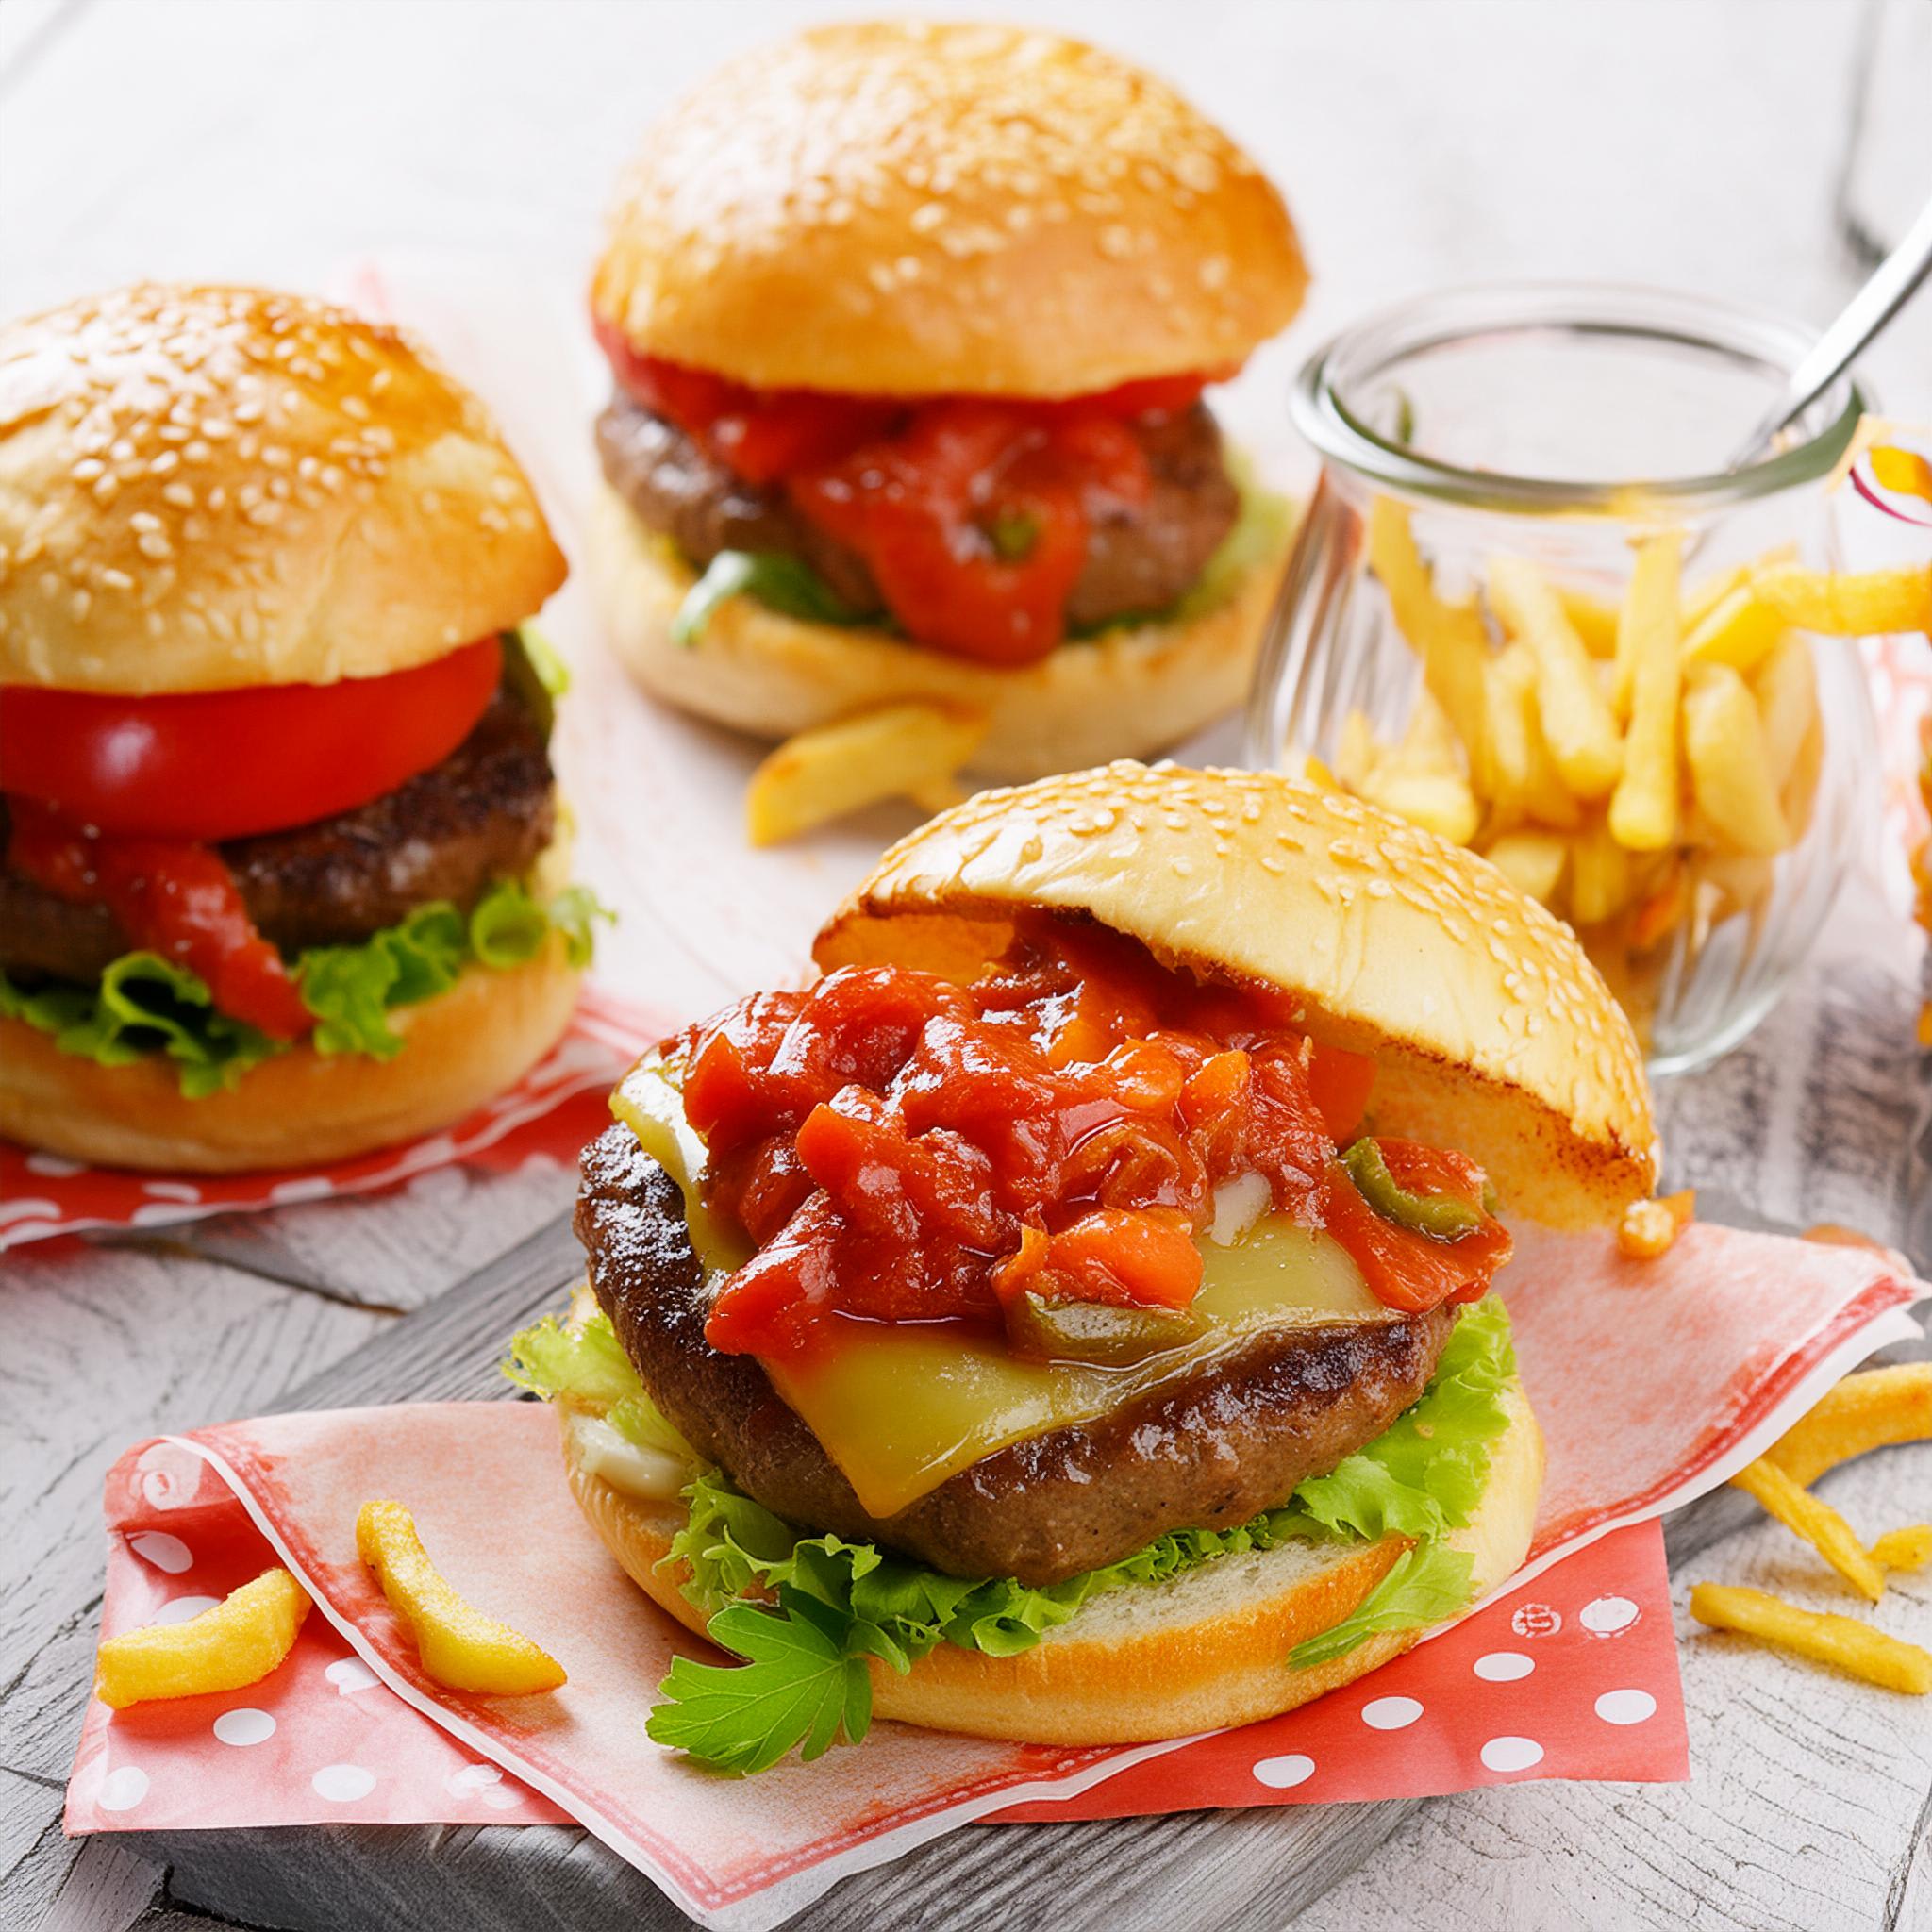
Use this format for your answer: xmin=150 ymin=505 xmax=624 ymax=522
xmin=1290 ymin=279 xmax=1865 ymax=518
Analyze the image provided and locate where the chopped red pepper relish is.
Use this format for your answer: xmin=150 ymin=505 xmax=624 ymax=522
xmin=596 ymin=325 xmax=1225 ymax=665
xmin=670 ymin=919 xmax=1511 ymax=1359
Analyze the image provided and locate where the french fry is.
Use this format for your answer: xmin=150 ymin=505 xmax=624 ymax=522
xmin=1681 ymin=559 xmax=1755 ymax=632
xmin=744 ymin=703 xmax=990 ymax=847
xmin=1753 ymin=560 xmax=1932 ymax=637
xmin=1763 ymin=1364 xmax=1932 ymax=1486
xmin=1689 ymin=1583 xmax=1931 ymax=1694
xmin=1557 ymin=585 xmax=1622 ymax=658
xmin=1366 ymin=499 xmax=1492 ymax=788
xmin=1696 ymin=849 xmax=1775 ymax=923
xmin=1872 ymin=1525 xmax=1932 ymax=1573
xmin=1616 ymin=1188 xmax=1695 ymax=1260
xmin=1568 ymin=820 xmax=1634 ymax=925
xmin=1630 ymin=864 xmax=1687 ymax=950
xmin=1486 ymin=553 xmax=1624 ymax=798
xmin=1728 ymin=1457 xmax=1885 ymax=1601
xmin=357 ymin=1500 xmax=566 ymax=1695
xmin=1358 ymin=764 xmax=1482 ymax=845
xmin=93 ymin=1568 xmax=309 ymax=1710
xmin=1682 ymin=665 xmax=1789 ymax=856
xmin=1482 ymin=827 xmax=1569 ymax=905
xmin=1487 ymin=645 xmax=1582 ymax=828
xmin=1335 ymin=708 xmax=1379 ymax=791
xmin=1607 ymin=533 xmax=1683 ymax=851
xmin=1680 ymin=586 xmax=1787 ymax=675
xmin=1751 ymin=632 xmax=1820 ymax=796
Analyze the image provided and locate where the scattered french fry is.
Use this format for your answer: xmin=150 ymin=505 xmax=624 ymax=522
xmin=1482 ymin=828 xmax=1569 ymax=904
xmin=357 ymin=1500 xmax=566 ymax=1695
xmin=1607 ymin=534 xmax=1682 ymax=851
xmin=1753 ymin=560 xmax=1932 ymax=636
xmin=1728 ymin=1457 xmax=1885 ymax=1602
xmin=1872 ymin=1525 xmax=1932 ymax=1574
xmin=1616 ymin=1188 xmax=1694 ymax=1259
xmin=1487 ymin=553 xmax=1624 ymax=798
xmin=93 ymin=1568 xmax=309 ymax=1710
xmin=1682 ymin=664 xmax=1789 ymax=856
xmin=1763 ymin=1364 xmax=1932 ymax=1487
xmin=744 ymin=703 xmax=990 ymax=846
xmin=1689 ymin=1583 xmax=1931 ymax=1694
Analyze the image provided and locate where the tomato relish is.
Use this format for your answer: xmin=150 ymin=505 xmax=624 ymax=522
xmin=597 ymin=324 xmax=1226 ymax=666
xmin=672 ymin=920 xmax=1511 ymax=1361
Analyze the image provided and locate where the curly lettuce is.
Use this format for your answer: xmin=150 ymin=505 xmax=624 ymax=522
xmin=5 ymin=879 xmax=611 ymax=1093
xmin=505 ymin=1293 xmax=1516 ymax=1772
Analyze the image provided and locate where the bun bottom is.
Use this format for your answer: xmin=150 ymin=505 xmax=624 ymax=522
xmin=563 ymin=1379 xmax=1543 ymax=1745
xmin=584 ymin=481 xmax=1288 ymax=780
xmin=0 ymin=936 xmax=580 ymax=1174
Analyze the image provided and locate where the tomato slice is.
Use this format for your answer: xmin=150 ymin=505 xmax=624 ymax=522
xmin=0 ymin=636 xmax=502 ymax=841
xmin=8 ymin=802 xmax=311 ymax=1039
xmin=1322 ymin=1140 xmax=1513 ymax=1313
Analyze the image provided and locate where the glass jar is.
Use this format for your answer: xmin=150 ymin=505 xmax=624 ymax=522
xmin=1247 ymin=281 xmax=1879 ymax=1076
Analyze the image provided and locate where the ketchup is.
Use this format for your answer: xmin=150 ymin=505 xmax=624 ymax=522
xmin=597 ymin=327 xmax=1224 ymax=664
xmin=8 ymin=801 xmax=312 ymax=1040
xmin=672 ymin=921 xmax=1509 ymax=1359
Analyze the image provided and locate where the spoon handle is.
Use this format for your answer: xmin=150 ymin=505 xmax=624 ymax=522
xmin=1731 ymin=187 xmax=1932 ymax=465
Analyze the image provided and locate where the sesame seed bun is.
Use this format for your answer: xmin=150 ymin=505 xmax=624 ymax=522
xmin=814 ymin=763 xmax=1659 ymax=1228
xmin=583 ymin=479 xmax=1291 ymax=776
xmin=563 ymin=1371 xmax=1542 ymax=1744
xmin=0 ymin=926 xmax=580 ymax=1174
xmin=591 ymin=21 xmax=1307 ymax=398
xmin=0 ymin=284 xmax=567 ymax=695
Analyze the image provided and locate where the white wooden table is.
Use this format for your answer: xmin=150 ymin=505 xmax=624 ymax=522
xmin=4 ymin=4 xmax=1930 ymax=1928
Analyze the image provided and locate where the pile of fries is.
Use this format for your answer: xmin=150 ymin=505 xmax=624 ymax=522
xmin=1697 ymin=1362 xmax=1932 ymax=1694
xmin=1324 ymin=501 xmax=1932 ymax=1033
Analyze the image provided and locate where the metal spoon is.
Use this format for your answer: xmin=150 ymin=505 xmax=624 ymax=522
xmin=1730 ymin=186 xmax=1932 ymax=465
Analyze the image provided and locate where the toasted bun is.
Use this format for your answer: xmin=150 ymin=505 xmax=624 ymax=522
xmin=591 ymin=21 xmax=1307 ymax=398
xmin=0 ymin=933 xmax=579 ymax=1174
xmin=815 ymin=764 xmax=1658 ymax=1227
xmin=584 ymin=481 xmax=1288 ymax=776
xmin=0 ymin=284 xmax=567 ymax=694
xmin=565 ymin=1373 xmax=1541 ymax=1744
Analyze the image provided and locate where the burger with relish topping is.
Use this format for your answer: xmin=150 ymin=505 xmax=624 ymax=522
xmin=509 ymin=764 xmax=1658 ymax=1770
xmin=585 ymin=22 xmax=1307 ymax=776
xmin=0 ymin=283 xmax=602 ymax=1173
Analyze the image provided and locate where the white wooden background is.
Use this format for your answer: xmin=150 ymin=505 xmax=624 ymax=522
xmin=4 ymin=4 xmax=1930 ymax=1930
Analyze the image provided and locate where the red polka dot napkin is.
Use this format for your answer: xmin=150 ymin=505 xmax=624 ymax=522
xmin=64 ymin=1224 xmax=1924 ymax=1931
xmin=0 ymin=985 xmax=658 ymax=1251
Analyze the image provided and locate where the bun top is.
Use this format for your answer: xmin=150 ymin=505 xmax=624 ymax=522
xmin=591 ymin=21 xmax=1307 ymax=399
xmin=815 ymin=763 xmax=1658 ymax=1230
xmin=0 ymin=284 xmax=567 ymax=694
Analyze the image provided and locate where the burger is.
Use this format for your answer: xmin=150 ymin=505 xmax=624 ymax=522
xmin=585 ymin=22 xmax=1307 ymax=778
xmin=0 ymin=283 xmax=601 ymax=1173
xmin=508 ymin=763 xmax=1657 ymax=1769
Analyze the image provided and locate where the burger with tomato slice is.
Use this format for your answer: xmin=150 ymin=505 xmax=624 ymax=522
xmin=0 ymin=283 xmax=602 ymax=1173
xmin=508 ymin=763 xmax=1658 ymax=1771
xmin=586 ymin=22 xmax=1307 ymax=777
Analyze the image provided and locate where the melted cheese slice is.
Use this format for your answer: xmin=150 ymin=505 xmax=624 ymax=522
xmin=612 ymin=1056 xmax=1389 ymax=1519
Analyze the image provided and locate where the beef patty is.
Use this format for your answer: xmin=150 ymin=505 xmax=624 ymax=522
xmin=596 ymin=397 xmax=1242 ymax=635
xmin=576 ymin=1123 xmax=1457 ymax=1589
xmin=0 ymin=690 xmax=556 ymax=985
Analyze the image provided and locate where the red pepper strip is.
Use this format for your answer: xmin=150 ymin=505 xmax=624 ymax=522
xmin=1004 ymin=1206 xmax=1205 ymax=1312
xmin=8 ymin=802 xmax=312 ymax=1040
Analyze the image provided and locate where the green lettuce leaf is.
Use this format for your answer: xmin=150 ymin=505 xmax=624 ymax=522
xmin=8 ymin=879 xmax=612 ymax=1092
xmin=0 ymin=954 xmax=282 ymax=1098
xmin=502 ymin=1310 xmax=695 ymax=1459
xmin=508 ymin=1296 xmax=1516 ymax=1771
xmin=671 ymin=551 xmax=872 ymax=647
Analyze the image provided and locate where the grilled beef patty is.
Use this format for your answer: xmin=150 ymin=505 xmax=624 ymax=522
xmin=595 ymin=397 xmax=1242 ymax=635
xmin=0 ymin=690 xmax=555 ymax=984
xmin=576 ymin=1122 xmax=1457 ymax=1589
